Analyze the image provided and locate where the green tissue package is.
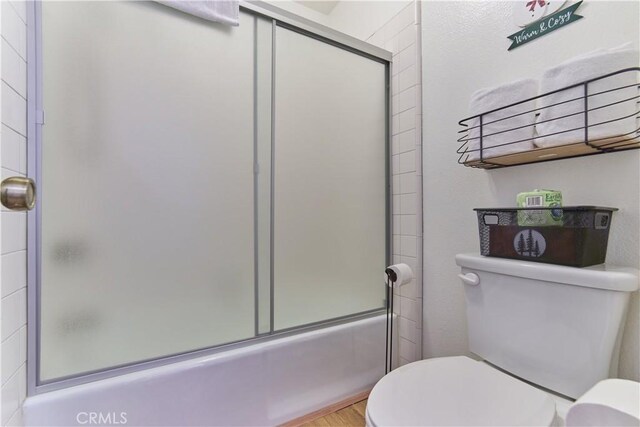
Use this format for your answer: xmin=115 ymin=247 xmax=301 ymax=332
xmin=517 ymin=189 xmax=563 ymax=226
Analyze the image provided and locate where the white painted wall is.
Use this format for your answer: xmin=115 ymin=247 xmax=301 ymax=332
xmin=329 ymin=1 xmax=411 ymax=40
xmin=263 ymin=1 xmax=331 ymax=26
xmin=421 ymin=1 xmax=640 ymax=381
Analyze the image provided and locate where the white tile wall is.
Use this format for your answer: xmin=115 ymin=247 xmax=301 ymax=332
xmin=367 ymin=1 xmax=423 ymax=367
xmin=1 ymin=1 xmax=29 ymax=426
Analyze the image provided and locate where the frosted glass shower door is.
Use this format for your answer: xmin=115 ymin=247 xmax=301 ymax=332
xmin=273 ymin=27 xmax=388 ymax=330
xmin=39 ymin=2 xmax=258 ymax=380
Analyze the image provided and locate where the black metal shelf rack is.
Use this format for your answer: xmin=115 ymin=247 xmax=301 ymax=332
xmin=457 ymin=68 xmax=640 ymax=169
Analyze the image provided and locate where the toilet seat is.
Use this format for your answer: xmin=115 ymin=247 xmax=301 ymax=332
xmin=366 ymin=356 xmax=557 ymax=426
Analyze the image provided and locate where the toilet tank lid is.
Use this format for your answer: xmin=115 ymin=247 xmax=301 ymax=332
xmin=456 ymin=253 xmax=639 ymax=292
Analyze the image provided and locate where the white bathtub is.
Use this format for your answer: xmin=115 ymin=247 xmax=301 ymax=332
xmin=24 ymin=315 xmax=387 ymax=426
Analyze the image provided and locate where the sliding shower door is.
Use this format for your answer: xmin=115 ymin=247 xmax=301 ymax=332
xmin=39 ymin=2 xmax=259 ymax=381
xmin=273 ymin=27 xmax=387 ymax=330
xmin=34 ymin=1 xmax=388 ymax=385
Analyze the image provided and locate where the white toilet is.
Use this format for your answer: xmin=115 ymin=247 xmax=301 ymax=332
xmin=366 ymin=253 xmax=640 ymax=426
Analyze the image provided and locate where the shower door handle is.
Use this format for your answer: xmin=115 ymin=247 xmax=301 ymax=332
xmin=1 ymin=177 xmax=36 ymax=211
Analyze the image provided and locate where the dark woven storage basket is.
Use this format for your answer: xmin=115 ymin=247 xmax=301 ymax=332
xmin=474 ymin=206 xmax=617 ymax=267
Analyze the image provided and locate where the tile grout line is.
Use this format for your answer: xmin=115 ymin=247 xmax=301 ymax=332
xmin=0 ymin=285 xmax=27 ymax=302
xmin=0 ymin=248 xmax=27 ymax=257
xmin=0 ymin=35 xmax=27 ymax=64
xmin=1 ymin=77 xmax=27 ymax=102
xmin=8 ymin=1 xmax=28 ymax=26
xmin=2 ymin=78 xmax=28 ymax=102
xmin=0 ymin=121 xmax=27 ymax=139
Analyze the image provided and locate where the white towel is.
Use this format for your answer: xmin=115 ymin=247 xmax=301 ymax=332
xmin=464 ymin=79 xmax=538 ymax=162
xmin=535 ymin=45 xmax=639 ymax=148
xmin=157 ymin=1 xmax=239 ymax=26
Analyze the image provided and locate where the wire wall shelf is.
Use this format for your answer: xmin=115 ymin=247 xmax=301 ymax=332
xmin=457 ymin=68 xmax=640 ymax=169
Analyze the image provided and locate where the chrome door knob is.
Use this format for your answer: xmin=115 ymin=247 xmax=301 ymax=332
xmin=1 ymin=177 xmax=36 ymax=211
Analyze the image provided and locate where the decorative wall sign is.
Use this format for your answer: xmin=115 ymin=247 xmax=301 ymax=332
xmin=508 ymin=1 xmax=583 ymax=51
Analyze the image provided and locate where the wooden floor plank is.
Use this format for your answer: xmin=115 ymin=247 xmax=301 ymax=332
xmin=283 ymin=391 xmax=370 ymax=427
xmin=350 ymin=400 xmax=368 ymax=418
xmin=301 ymin=399 xmax=367 ymax=427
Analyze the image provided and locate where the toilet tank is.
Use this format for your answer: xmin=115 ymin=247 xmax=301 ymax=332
xmin=456 ymin=253 xmax=639 ymax=399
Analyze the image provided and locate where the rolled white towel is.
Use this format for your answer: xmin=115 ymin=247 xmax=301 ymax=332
xmin=156 ymin=1 xmax=239 ymax=26
xmin=535 ymin=45 xmax=639 ymax=148
xmin=464 ymin=79 xmax=538 ymax=162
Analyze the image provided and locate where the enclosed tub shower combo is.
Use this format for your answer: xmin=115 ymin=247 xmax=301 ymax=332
xmin=21 ymin=1 xmax=391 ymax=424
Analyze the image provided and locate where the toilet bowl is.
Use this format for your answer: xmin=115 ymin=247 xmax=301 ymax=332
xmin=365 ymin=254 xmax=639 ymax=426
xmin=365 ymin=356 xmax=562 ymax=427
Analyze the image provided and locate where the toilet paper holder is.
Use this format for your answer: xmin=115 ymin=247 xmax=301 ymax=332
xmin=384 ymin=263 xmax=414 ymax=375
xmin=384 ymin=263 xmax=414 ymax=287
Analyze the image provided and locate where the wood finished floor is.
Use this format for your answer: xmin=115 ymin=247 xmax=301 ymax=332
xmin=301 ymin=399 xmax=367 ymax=427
